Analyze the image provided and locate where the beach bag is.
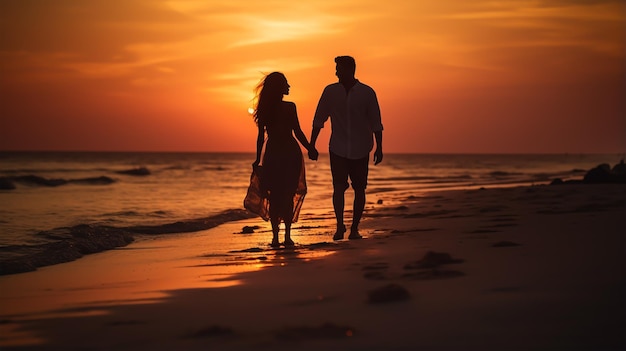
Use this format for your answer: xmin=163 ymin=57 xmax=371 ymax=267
xmin=244 ymin=165 xmax=270 ymax=221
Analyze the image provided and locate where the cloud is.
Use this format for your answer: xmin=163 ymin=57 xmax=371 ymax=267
xmin=0 ymin=1 xmax=201 ymax=56
xmin=1 ymin=0 xmax=623 ymax=152
xmin=228 ymin=17 xmax=342 ymax=47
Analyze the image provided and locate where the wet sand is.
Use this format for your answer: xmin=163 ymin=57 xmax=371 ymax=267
xmin=1 ymin=184 xmax=624 ymax=350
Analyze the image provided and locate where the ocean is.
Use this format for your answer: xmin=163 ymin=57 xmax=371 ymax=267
xmin=0 ymin=152 xmax=621 ymax=274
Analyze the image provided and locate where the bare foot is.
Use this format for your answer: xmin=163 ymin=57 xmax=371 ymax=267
xmin=333 ymin=225 xmax=347 ymax=241
xmin=348 ymin=228 xmax=363 ymax=240
xmin=284 ymin=238 xmax=295 ymax=247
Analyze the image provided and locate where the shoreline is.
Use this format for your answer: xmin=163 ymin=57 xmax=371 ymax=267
xmin=0 ymin=179 xmax=557 ymax=277
xmin=1 ymin=183 xmax=624 ymax=350
xmin=0 ymin=209 xmax=258 ymax=276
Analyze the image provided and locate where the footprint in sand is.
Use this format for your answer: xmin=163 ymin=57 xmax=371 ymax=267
xmin=478 ymin=205 xmax=508 ymax=213
xmin=274 ymin=323 xmax=355 ymax=340
xmin=362 ymin=262 xmax=389 ymax=280
xmin=367 ymin=283 xmax=411 ymax=304
xmin=483 ymin=215 xmax=519 ymax=229
xmin=401 ymin=251 xmax=465 ymax=280
xmin=491 ymin=241 xmax=522 ymax=247
xmin=487 ymin=286 xmax=523 ymax=293
xmin=404 ymin=251 xmax=464 ymax=269
xmin=465 ymin=228 xmax=502 ymax=234
xmin=106 ymin=320 xmax=146 ymax=327
xmin=402 ymin=269 xmax=465 ymax=280
xmin=184 ymin=325 xmax=235 ymax=339
xmin=391 ymin=228 xmax=439 ymax=234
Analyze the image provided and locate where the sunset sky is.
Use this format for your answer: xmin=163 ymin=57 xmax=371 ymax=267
xmin=1 ymin=0 xmax=624 ymax=154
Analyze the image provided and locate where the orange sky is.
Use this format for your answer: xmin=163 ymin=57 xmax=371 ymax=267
xmin=1 ymin=0 xmax=624 ymax=153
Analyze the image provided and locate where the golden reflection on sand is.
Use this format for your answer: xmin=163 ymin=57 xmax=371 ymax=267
xmin=0 ymin=324 xmax=47 ymax=347
xmin=0 ymin=219 xmax=340 ymax=347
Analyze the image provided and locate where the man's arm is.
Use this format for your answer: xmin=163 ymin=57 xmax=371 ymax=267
xmin=310 ymin=126 xmax=322 ymax=148
xmin=373 ymin=130 xmax=383 ymax=165
xmin=310 ymin=87 xmax=330 ymax=161
xmin=308 ymin=126 xmax=321 ymax=160
xmin=368 ymin=87 xmax=383 ymax=165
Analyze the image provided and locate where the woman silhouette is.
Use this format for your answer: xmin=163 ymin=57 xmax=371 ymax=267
xmin=252 ymin=72 xmax=317 ymax=247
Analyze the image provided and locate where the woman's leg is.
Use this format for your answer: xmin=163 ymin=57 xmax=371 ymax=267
xmin=284 ymin=219 xmax=294 ymax=246
xmin=270 ymin=217 xmax=280 ymax=247
xmin=283 ymin=193 xmax=295 ymax=246
xmin=268 ymin=189 xmax=281 ymax=246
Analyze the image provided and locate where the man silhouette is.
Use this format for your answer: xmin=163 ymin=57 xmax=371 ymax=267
xmin=309 ymin=56 xmax=383 ymax=240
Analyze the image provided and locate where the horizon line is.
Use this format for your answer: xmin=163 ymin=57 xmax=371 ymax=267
xmin=1 ymin=150 xmax=624 ymax=156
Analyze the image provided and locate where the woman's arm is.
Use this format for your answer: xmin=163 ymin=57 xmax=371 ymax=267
xmin=254 ymin=123 xmax=264 ymax=167
xmin=294 ymin=123 xmax=311 ymax=150
xmin=296 ymin=126 xmax=318 ymax=161
xmin=292 ymin=103 xmax=312 ymax=151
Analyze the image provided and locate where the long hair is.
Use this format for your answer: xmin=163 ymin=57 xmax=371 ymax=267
xmin=253 ymin=72 xmax=286 ymax=125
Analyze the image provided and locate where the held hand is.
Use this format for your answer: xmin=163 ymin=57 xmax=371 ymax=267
xmin=252 ymin=160 xmax=260 ymax=168
xmin=308 ymin=147 xmax=319 ymax=161
xmin=373 ymin=148 xmax=383 ymax=165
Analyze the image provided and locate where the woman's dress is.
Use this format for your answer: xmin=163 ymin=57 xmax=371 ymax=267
xmin=261 ymin=102 xmax=307 ymax=223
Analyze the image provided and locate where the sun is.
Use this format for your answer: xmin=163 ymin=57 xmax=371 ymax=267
xmin=247 ymin=107 xmax=255 ymax=115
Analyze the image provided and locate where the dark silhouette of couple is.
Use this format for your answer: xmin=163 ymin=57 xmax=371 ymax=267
xmin=248 ymin=56 xmax=383 ymax=247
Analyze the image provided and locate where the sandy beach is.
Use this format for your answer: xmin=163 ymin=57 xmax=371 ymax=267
xmin=1 ymin=183 xmax=624 ymax=350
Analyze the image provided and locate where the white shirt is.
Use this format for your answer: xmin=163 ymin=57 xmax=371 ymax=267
xmin=313 ymin=80 xmax=383 ymax=159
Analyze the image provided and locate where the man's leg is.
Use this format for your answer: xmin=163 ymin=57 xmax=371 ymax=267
xmin=330 ymin=152 xmax=349 ymax=240
xmin=332 ymin=188 xmax=346 ymax=239
xmin=348 ymin=155 xmax=369 ymax=239
xmin=350 ymin=188 xmax=365 ymax=238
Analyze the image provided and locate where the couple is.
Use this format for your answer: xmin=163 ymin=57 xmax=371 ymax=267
xmin=250 ymin=56 xmax=383 ymax=247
